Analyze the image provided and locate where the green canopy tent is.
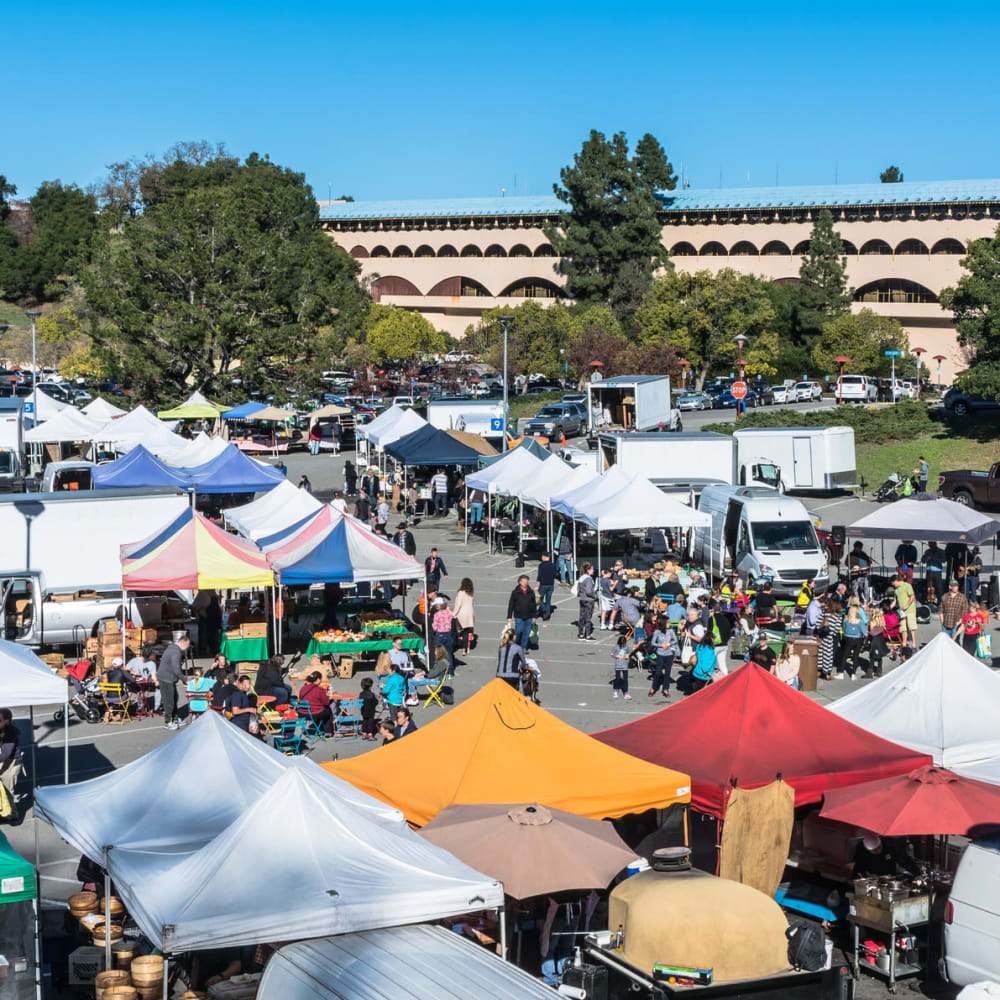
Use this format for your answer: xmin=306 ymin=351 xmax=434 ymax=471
xmin=477 ymin=436 xmax=550 ymax=468
xmin=0 ymin=831 xmax=38 ymax=999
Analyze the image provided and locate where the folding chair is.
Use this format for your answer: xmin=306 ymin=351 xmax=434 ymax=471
xmin=334 ymin=698 xmax=363 ymax=740
xmin=99 ymin=683 xmax=132 ymax=725
xmin=273 ymin=718 xmax=306 ymax=755
xmin=414 ymin=670 xmax=448 ymax=709
xmin=294 ymin=699 xmax=330 ymax=743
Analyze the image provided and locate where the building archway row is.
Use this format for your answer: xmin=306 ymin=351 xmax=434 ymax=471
xmin=670 ymin=237 xmax=966 ymax=258
xmin=369 ymin=275 xmax=565 ymax=301
xmin=353 ymin=242 xmax=557 ymax=260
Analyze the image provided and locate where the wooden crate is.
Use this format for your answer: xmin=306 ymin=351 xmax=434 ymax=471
xmin=85 ymin=637 xmax=99 ymax=653
xmin=39 ymin=653 xmax=64 ymax=670
xmin=337 ymin=656 xmax=355 ymax=679
xmin=240 ymin=622 xmax=268 ymax=639
xmin=102 ymin=619 xmax=121 ymax=635
xmin=224 ymin=629 xmax=241 ymax=640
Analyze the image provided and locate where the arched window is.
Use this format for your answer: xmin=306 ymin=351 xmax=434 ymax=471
xmin=840 ymin=240 xmax=858 ymax=255
xmin=349 ymin=245 xmax=369 ymax=259
xmin=509 ymin=244 xmax=532 ymax=258
xmin=932 ymin=238 xmax=965 ymax=255
xmin=860 ymin=239 xmax=893 ymax=255
xmin=370 ymin=245 xmax=391 ymax=258
xmin=426 ymin=276 xmax=493 ymax=297
xmin=414 ymin=245 xmax=435 ymax=258
xmin=772 ymin=277 xmax=800 ymax=286
xmin=895 ymin=238 xmax=929 ymax=256
xmin=391 ymin=245 xmax=413 ymax=258
xmin=437 ymin=244 xmax=459 ymax=258
xmin=730 ymin=241 xmax=758 ymax=256
xmin=485 ymin=244 xmax=506 ymax=257
xmin=370 ymin=275 xmax=421 ymax=301
xmin=460 ymin=277 xmax=492 ymax=297
xmin=853 ymin=279 xmax=938 ymax=304
xmin=533 ymin=244 xmax=556 ymax=257
xmin=700 ymin=241 xmax=727 ymax=256
xmin=499 ymin=278 xmax=563 ymax=299
xmin=670 ymin=242 xmax=697 ymax=256
xmin=793 ymin=240 xmax=811 ymax=255
xmin=760 ymin=240 xmax=790 ymax=256
xmin=460 ymin=244 xmax=483 ymax=257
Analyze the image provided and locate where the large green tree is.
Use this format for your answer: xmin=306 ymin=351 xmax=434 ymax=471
xmin=565 ymin=305 xmax=631 ymax=381
xmin=811 ymin=309 xmax=909 ymax=375
xmin=634 ymin=269 xmax=777 ymax=386
xmin=940 ymin=227 xmax=1000 ymax=399
xmin=544 ymin=130 xmax=676 ymax=321
xmin=79 ymin=151 xmax=369 ymax=404
xmin=797 ymin=209 xmax=852 ymax=338
xmin=465 ymin=301 xmax=569 ymax=378
xmin=366 ymin=305 xmax=443 ymax=362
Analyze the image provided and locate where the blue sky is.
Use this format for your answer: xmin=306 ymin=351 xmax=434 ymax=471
xmin=5 ymin=1 xmax=999 ymax=203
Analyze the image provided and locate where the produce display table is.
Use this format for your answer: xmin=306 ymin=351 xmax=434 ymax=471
xmin=339 ymin=599 xmax=392 ymax=615
xmin=346 ymin=618 xmax=408 ymax=635
xmin=305 ymin=634 xmax=424 ymax=657
xmin=220 ymin=636 xmax=271 ymax=662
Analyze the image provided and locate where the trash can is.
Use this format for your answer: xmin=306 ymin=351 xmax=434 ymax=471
xmin=793 ymin=637 xmax=818 ymax=691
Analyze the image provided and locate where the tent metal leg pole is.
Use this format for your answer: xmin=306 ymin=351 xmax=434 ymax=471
xmin=121 ymin=591 xmax=127 ymax=666
xmin=464 ymin=486 xmax=469 ymax=546
xmin=103 ymin=848 xmax=112 ymax=970
xmin=31 ymin=708 xmax=39 ymax=871
xmin=519 ymin=500 xmax=523 ymax=552
xmin=64 ymin=697 xmax=69 ymax=783
xmin=498 ymin=904 xmax=507 ymax=961
xmin=32 ymin=895 xmax=41 ymax=1000
xmin=597 ymin=531 xmax=601 ymax=575
xmin=162 ymin=954 xmax=169 ymax=1000
xmin=423 ymin=571 xmax=430 ymax=668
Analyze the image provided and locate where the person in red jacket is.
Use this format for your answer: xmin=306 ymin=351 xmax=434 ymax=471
xmin=296 ymin=671 xmax=333 ymax=734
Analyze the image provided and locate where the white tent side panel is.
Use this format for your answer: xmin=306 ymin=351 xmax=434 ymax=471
xmin=0 ymin=638 xmax=67 ymax=706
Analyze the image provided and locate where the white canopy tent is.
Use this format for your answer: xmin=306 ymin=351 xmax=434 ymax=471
xmin=829 ymin=633 xmax=1000 ymax=769
xmin=549 ymin=464 xmax=632 ymax=518
xmin=258 ymin=925 xmax=558 ymax=1000
xmin=0 ymin=639 xmax=68 ymax=784
xmin=161 ymin=432 xmax=230 ymax=468
xmin=365 ymin=407 xmax=425 ymax=450
xmin=846 ymin=495 xmax=1000 ymax=545
xmin=105 ymin=767 xmax=503 ymax=953
xmin=223 ymin=479 xmax=323 ymax=541
xmin=92 ymin=405 xmax=185 ymax=454
xmin=357 ymin=403 xmax=406 ymax=444
xmin=23 ymin=406 xmax=102 ymax=444
xmin=34 ymin=710 xmax=401 ymax=864
xmin=81 ymin=397 xmax=126 ymax=421
xmin=520 ymin=456 xmax=595 ymax=512
xmin=465 ymin=448 xmax=545 ymax=495
xmin=25 ymin=390 xmax=68 ymax=427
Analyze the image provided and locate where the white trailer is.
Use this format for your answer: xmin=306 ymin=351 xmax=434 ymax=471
xmin=426 ymin=399 xmax=508 ymax=441
xmin=0 ymin=488 xmax=189 ymax=646
xmin=0 ymin=397 xmax=26 ymax=493
xmin=733 ymin=426 xmax=857 ymax=492
xmin=587 ymin=375 xmax=681 ymax=435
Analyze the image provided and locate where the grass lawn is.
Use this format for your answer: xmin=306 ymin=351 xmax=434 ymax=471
xmin=857 ymin=432 xmax=999 ymax=492
xmin=0 ymin=301 xmax=27 ymax=327
xmin=508 ymin=391 xmax=562 ymax=421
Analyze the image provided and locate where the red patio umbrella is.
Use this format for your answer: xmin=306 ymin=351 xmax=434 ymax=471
xmin=820 ymin=764 xmax=1000 ymax=836
xmin=588 ymin=360 xmax=604 ymax=367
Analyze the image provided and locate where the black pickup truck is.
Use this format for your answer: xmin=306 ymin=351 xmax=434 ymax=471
xmin=938 ymin=463 xmax=1000 ymax=508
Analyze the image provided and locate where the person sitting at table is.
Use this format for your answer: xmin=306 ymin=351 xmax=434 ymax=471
xmin=229 ymin=676 xmax=257 ymax=734
xmin=297 ymin=671 xmax=333 ymax=734
xmin=186 ymin=668 xmax=215 ymax=716
xmin=387 ymin=634 xmax=419 ymax=707
xmin=380 ymin=662 xmax=407 ymax=714
xmin=379 ymin=719 xmax=396 ymax=746
xmin=255 ymin=655 xmax=294 ymax=706
xmin=207 ymin=652 xmax=229 ymax=680
xmin=212 ymin=671 xmax=236 ymax=712
xmin=394 ymin=706 xmax=418 ymax=738
xmin=657 ymin=572 xmax=685 ymax=604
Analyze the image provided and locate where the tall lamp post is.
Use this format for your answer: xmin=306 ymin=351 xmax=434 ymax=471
xmin=733 ymin=334 xmax=747 ymax=421
xmin=499 ymin=314 xmax=513 ymax=452
xmin=933 ymin=354 xmax=947 ymax=389
xmin=912 ymin=347 xmax=926 ymax=400
xmin=832 ymin=356 xmax=852 ymax=406
xmin=678 ymin=359 xmax=690 ymax=390
xmin=25 ymin=311 xmax=41 ymax=432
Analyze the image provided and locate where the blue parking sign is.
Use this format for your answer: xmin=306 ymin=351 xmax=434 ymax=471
xmin=23 ymin=401 xmax=33 ymax=414
xmin=490 ymin=417 xmax=503 ymax=432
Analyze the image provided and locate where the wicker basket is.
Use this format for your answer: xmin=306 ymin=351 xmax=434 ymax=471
xmin=129 ymin=955 xmax=164 ymax=990
xmin=99 ymin=895 xmax=126 ymax=918
xmin=95 ymin=968 xmax=130 ymax=998
xmin=68 ymin=890 xmax=98 ymax=918
xmin=92 ymin=922 xmax=123 ymax=945
xmin=112 ymin=940 xmax=139 ymax=968
xmin=104 ymin=988 xmax=138 ymax=1000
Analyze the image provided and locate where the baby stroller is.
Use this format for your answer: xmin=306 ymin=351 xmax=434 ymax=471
xmin=520 ymin=658 xmax=541 ymax=704
xmin=873 ymin=473 xmax=902 ymax=503
xmin=53 ymin=660 xmax=102 ymax=724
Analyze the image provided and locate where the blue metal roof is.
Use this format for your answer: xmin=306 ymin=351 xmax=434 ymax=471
xmin=320 ymin=179 xmax=1000 ymax=221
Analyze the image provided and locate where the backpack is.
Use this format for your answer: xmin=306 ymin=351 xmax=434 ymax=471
xmin=786 ymin=919 xmax=827 ymax=972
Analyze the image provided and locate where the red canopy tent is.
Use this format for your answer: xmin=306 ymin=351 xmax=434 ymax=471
xmin=594 ymin=665 xmax=931 ymax=819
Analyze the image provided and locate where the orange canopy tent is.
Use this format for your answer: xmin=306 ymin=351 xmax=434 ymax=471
xmin=326 ymin=679 xmax=691 ymax=826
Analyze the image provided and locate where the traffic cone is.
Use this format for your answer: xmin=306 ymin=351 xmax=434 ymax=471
xmin=561 ymin=432 xmax=567 ymax=447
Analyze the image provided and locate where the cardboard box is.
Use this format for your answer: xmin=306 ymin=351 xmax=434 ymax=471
xmin=13 ymin=598 xmax=30 ymax=614
xmin=85 ymin=637 xmax=99 ymax=653
xmin=39 ymin=653 xmax=64 ymax=670
xmin=51 ymin=593 xmax=74 ymax=602
xmin=236 ymin=662 xmax=258 ymax=671
xmin=337 ymin=656 xmax=355 ymax=679
xmin=102 ymin=619 xmax=121 ymax=635
xmin=76 ymin=590 xmax=97 ymax=599
xmin=225 ymin=629 xmax=242 ymax=640
xmin=240 ymin=622 xmax=268 ymax=639
xmin=68 ymin=945 xmax=106 ymax=985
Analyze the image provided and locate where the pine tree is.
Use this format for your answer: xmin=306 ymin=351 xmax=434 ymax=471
xmin=544 ymin=130 xmax=676 ymax=321
xmin=797 ymin=209 xmax=852 ymax=338
xmin=880 ymin=165 xmax=904 ymax=183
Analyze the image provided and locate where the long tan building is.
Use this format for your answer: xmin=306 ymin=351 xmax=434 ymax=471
xmin=320 ymin=180 xmax=1000 ymax=381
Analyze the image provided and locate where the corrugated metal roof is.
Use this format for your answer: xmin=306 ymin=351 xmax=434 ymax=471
xmin=320 ymin=179 xmax=1000 ymax=221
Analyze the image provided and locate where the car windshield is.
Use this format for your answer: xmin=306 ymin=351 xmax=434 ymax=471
xmin=795 ymin=383 xmax=811 ymax=390
xmin=535 ymin=407 xmax=562 ymax=418
xmin=751 ymin=520 xmax=818 ymax=550
xmin=0 ymin=453 xmax=13 ymax=474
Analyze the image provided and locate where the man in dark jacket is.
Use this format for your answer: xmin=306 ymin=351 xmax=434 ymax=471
xmin=535 ymin=553 xmax=558 ymax=619
xmin=424 ymin=549 xmax=448 ymax=588
xmin=158 ymin=634 xmax=190 ymax=730
xmin=392 ymin=522 xmax=417 ymax=556
xmin=507 ymin=575 xmax=538 ymax=650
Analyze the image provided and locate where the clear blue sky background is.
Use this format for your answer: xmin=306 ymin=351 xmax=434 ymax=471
xmin=6 ymin=0 xmax=999 ymax=202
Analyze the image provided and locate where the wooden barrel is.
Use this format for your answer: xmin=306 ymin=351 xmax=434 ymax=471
xmin=95 ymin=968 xmax=130 ymax=998
xmin=99 ymin=895 xmax=126 ymax=918
xmin=92 ymin=922 xmax=123 ymax=945
xmin=129 ymin=955 xmax=164 ymax=990
xmin=68 ymin=890 xmax=98 ymax=918
xmin=112 ymin=940 xmax=139 ymax=968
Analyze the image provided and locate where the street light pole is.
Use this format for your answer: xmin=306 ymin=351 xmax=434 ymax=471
xmin=499 ymin=314 xmax=513 ymax=452
xmin=912 ymin=347 xmax=926 ymax=400
xmin=25 ymin=311 xmax=41 ymax=428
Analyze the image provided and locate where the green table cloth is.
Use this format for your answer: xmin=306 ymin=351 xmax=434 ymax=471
xmin=220 ymin=636 xmax=271 ymax=662
xmin=305 ymin=634 xmax=424 ymax=657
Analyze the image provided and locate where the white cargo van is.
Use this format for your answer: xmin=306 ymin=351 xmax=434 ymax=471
xmin=733 ymin=426 xmax=857 ymax=492
xmin=944 ymin=835 xmax=1000 ymax=986
xmin=692 ymin=485 xmax=831 ymax=594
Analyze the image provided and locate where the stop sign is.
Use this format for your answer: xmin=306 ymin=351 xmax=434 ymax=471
xmin=730 ymin=381 xmax=748 ymax=400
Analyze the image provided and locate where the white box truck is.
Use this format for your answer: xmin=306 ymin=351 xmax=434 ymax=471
xmin=733 ymin=426 xmax=857 ymax=492
xmin=426 ymin=399 xmax=508 ymax=441
xmin=0 ymin=489 xmax=190 ymax=647
xmin=692 ymin=485 xmax=831 ymax=595
xmin=587 ymin=375 xmax=681 ymax=435
xmin=0 ymin=397 xmax=26 ymax=493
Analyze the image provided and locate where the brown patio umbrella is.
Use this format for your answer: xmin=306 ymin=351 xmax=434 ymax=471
xmin=418 ymin=802 xmax=637 ymax=899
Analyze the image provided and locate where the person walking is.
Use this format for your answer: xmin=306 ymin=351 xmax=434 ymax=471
xmin=424 ymin=548 xmax=448 ymax=589
xmin=922 ymin=541 xmax=944 ymax=605
xmin=866 ymin=607 xmax=888 ymax=678
xmin=432 ymin=599 xmax=456 ymax=675
xmin=917 ymin=456 xmax=929 ymax=493
xmin=430 ymin=468 xmax=449 ymax=517
xmin=598 ymin=568 xmax=616 ymax=631
xmin=507 ymin=574 xmax=538 ymax=651
xmin=453 ymin=578 xmax=476 ymax=653
xmin=956 ymin=601 xmax=989 ymax=658
xmin=939 ymin=579 xmax=969 ymax=639
xmin=158 ymin=633 xmax=190 ymax=730
xmin=0 ymin=709 xmax=22 ymax=819
xmin=535 ymin=552 xmax=557 ymax=620
xmin=496 ymin=629 xmax=525 ymax=690
xmin=275 ymin=459 xmax=288 ymax=478
xmin=964 ymin=546 xmax=983 ymax=603
xmin=354 ymin=488 xmax=371 ymax=522
xmin=611 ymin=635 xmax=631 ymax=700
xmin=557 ymin=529 xmax=573 ymax=585
xmin=298 ymin=474 xmax=313 ymax=494
xmin=331 ymin=419 xmax=342 ymax=455
xmin=576 ymin=563 xmax=596 ymax=641
xmin=375 ymin=495 xmax=390 ymax=530
xmin=344 ymin=460 xmax=358 ymax=496
xmin=648 ymin=614 xmax=680 ymax=699
xmin=331 ymin=491 xmax=347 ymax=514
xmin=837 ymin=603 xmax=866 ymax=680
xmin=891 ymin=573 xmax=918 ymax=650
xmin=308 ymin=423 xmax=322 ymax=456
xmin=818 ymin=598 xmax=841 ymax=680
xmin=894 ymin=540 xmax=917 ymax=584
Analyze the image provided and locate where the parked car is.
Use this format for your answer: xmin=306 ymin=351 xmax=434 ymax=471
xmin=945 ymin=834 xmax=1000 ymax=986
xmin=771 ymin=384 xmax=791 ymax=404
xmin=715 ymin=387 xmax=760 ymax=409
xmin=794 ymin=380 xmax=822 ymax=402
xmin=941 ymin=387 xmax=999 ymax=417
xmin=753 ymin=383 xmax=774 ymax=405
xmin=523 ymin=403 xmax=586 ymax=438
xmin=677 ymin=391 xmax=710 ymax=411
xmin=937 ymin=462 xmax=1000 ymax=507
xmin=835 ymin=374 xmax=878 ymax=404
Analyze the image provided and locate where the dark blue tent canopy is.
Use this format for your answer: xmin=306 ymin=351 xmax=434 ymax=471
xmin=186 ymin=445 xmax=285 ymax=494
xmin=383 ymin=423 xmax=481 ymax=467
xmin=271 ymin=518 xmax=356 ymax=584
xmin=92 ymin=445 xmax=191 ymax=490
